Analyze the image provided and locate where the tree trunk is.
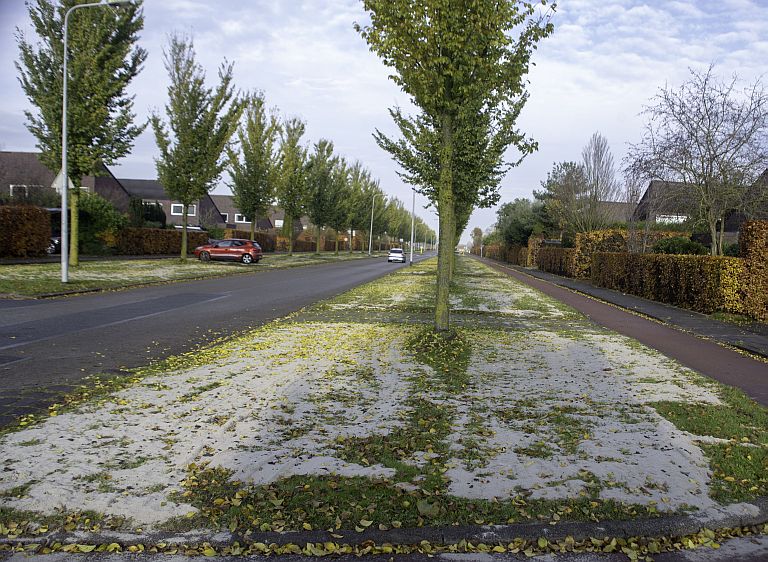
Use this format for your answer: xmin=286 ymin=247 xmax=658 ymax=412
xmin=250 ymin=216 xmax=256 ymax=240
xmin=709 ymin=219 xmax=718 ymax=256
xmin=718 ymin=217 xmax=725 ymax=256
xmin=316 ymin=225 xmax=322 ymax=254
xmin=349 ymin=229 xmax=353 ymax=254
xmin=181 ymin=207 xmax=188 ymax=260
xmin=286 ymin=215 xmax=293 ymax=256
xmin=435 ymin=113 xmax=455 ymax=332
xmin=68 ymin=187 xmax=79 ymax=266
xmin=335 ymin=230 xmax=339 ymax=255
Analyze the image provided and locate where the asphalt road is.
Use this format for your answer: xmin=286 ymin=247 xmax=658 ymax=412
xmin=0 ymin=254 xmax=432 ymax=426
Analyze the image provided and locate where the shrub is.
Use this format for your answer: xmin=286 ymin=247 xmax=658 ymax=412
xmin=116 ymin=228 xmax=210 ymax=255
xmin=78 ymin=192 xmax=126 ymax=254
xmin=723 ymin=243 xmax=739 ymax=257
xmin=652 ymin=236 xmax=708 ymax=255
xmin=740 ymin=221 xmax=768 ymax=321
xmin=537 ymin=247 xmax=576 ymax=277
xmin=592 ymin=252 xmax=746 ymax=315
xmin=571 ymin=229 xmax=685 ymax=278
xmin=0 ymin=205 xmax=51 ymax=257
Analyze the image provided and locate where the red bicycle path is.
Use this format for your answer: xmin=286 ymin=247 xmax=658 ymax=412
xmin=479 ymin=258 xmax=768 ymax=407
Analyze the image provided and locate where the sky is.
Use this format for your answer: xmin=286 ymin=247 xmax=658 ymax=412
xmin=1 ymin=0 xmax=767 ymax=245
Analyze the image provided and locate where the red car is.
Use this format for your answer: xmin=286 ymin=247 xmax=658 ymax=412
xmin=194 ymin=239 xmax=263 ymax=264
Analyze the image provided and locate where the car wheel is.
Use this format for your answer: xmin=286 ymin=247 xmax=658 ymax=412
xmin=200 ymin=251 xmax=211 ymax=262
xmin=241 ymin=253 xmax=253 ymax=264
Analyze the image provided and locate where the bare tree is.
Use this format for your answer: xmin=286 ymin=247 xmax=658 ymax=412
xmin=627 ymin=65 xmax=768 ymax=255
xmin=578 ymin=131 xmax=621 ymax=232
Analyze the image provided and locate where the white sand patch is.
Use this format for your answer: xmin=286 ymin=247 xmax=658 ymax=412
xmin=0 ymin=322 xmax=415 ymax=529
xmin=444 ymin=330 xmax=722 ymax=512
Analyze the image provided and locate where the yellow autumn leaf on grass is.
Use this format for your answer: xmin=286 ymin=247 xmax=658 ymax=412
xmin=76 ymin=545 xmax=96 ymax=553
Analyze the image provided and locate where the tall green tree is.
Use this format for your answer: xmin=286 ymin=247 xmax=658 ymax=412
xmin=226 ymin=92 xmax=281 ymax=240
xmin=306 ymin=139 xmax=338 ymax=254
xmin=16 ymin=0 xmax=147 ymax=266
xmin=495 ymin=198 xmax=545 ymax=245
xmin=275 ymin=117 xmax=308 ymax=255
xmin=358 ymin=0 xmax=554 ymax=331
xmin=151 ymin=34 xmax=244 ymax=259
xmin=326 ymin=158 xmax=352 ymax=254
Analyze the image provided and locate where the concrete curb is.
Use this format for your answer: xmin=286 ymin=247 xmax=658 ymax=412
xmin=2 ymin=498 xmax=766 ymax=549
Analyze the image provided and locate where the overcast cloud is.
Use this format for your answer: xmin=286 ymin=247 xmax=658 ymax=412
xmin=1 ymin=1 xmax=767 ymax=242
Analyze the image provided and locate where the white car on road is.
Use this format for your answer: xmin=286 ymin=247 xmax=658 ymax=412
xmin=387 ymin=248 xmax=406 ymax=263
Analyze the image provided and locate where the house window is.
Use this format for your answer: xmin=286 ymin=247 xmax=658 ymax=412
xmin=274 ymin=219 xmax=284 ymax=228
xmin=171 ymin=204 xmax=196 ymax=216
xmin=221 ymin=213 xmax=229 ymax=223
xmin=656 ymin=214 xmax=687 ymax=224
xmin=235 ymin=214 xmax=250 ymax=223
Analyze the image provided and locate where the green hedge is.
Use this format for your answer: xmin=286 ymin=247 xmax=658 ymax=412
xmin=223 ymin=229 xmax=276 ymax=252
xmin=740 ymin=221 xmax=768 ymax=321
xmin=537 ymin=247 xmax=576 ymax=277
xmin=116 ymin=228 xmax=210 ymax=255
xmin=0 ymin=205 xmax=51 ymax=258
xmin=591 ymin=252 xmax=746 ymax=314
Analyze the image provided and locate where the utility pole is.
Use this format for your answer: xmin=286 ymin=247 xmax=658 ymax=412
xmin=409 ymin=188 xmax=415 ymax=265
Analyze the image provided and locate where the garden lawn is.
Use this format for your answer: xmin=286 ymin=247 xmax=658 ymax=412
xmin=0 ymin=252 xmax=384 ymax=297
xmin=1 ymin=257 xmax=766 ymax=539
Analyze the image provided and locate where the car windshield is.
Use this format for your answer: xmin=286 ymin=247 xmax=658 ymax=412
xmin=390 ymin=249 xmax=403 ymax=254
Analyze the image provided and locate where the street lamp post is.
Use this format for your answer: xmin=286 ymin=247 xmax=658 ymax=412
xmin=409 ymin=188 xmax=415 ymax=265
xmin=61 ymin=0 xmax=130 ymax=283
xmin=368 ymin=193 xmax=378 ymax=256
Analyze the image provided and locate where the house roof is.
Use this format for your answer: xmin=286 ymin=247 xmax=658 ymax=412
xmin=0 ymin=151 xmax=57 ymax=189
xmin=117 ymin=178 xmax=167 ymax=200
xmin=599 ymin=201 xmax=635 ymax=223
xmin=210 ymin=195 xmax=273 ymax=229
xmin=631 ymin=180 xmax=695 ymax=221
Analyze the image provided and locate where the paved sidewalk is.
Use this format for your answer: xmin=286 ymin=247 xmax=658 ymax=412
xmin=509 ymin=264 xmax=768 ymax=359
xmin=479 ymin=258 xmax=768 ymax=407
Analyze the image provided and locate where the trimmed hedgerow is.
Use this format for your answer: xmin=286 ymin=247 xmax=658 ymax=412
xmin=740 ymin=221 xmax=768 ymax=321
xmin=571 ymin=229 xmax=683 ymax=279
xmin=0 ymin=205 xmax=51 ymax=258
xmin=526 ymin=235 xmax=544 ymax=267
xmin=223 ymin=229 xmax=276 ymax=252
xmin=537 ymin=247 xmax=576 ymax=277
xmin=116 ymin=228 xmax=210 ymax=255
xmin=592 ymin=252 xmax=746 ymax=315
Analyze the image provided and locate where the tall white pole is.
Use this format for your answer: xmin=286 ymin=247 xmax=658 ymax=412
xmin=368 ymin=193 xmax=377 ymax=256
xmin=60 ymin=0 xmax=129 ymax=283
xmin=409 ymin=188 xmax=415 ymax=265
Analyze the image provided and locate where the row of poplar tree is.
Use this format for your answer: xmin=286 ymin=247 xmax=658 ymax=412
xmin=16 ymin=1 xmax=434 ymax=262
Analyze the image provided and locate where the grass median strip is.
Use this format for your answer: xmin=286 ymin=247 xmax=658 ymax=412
xmin=0 ymin=252 xmax=385 ymax=297
xmin=1 ymin=256 xmax=767 ymax=542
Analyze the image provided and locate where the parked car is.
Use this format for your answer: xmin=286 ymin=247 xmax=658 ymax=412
xmin=194 ymin=239 xmax=263 ymax=264
xmin=46 ymin=236 xmax=61 ymax=255
xmin=387 ymin=248 xmax=406 ymax=263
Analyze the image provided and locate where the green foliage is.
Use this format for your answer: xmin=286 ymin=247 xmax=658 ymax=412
xmin=652 ymin=236 xmax=708 ymax=256
xmin=722 ymin=243 xmax=739 ymax=257
xmin=0 ymin=186 xmax=60 ymax=208
xmin=305 ymin=139 xmax=343 ymax=251
xmin=15 ymin=0 xmax=146 ymax=181
xmin=275 ymin=117 xmax=308 ymax=255
xmin=226 ymin=92 xmax=280 ymax=239
xmin=495 ymin=198 xmax=545 ymax=245
xmin=77 ymin=191 xmax=126 ymax=253
xmin=16 ymin=0 xmax=146 ymax=264
xmin=151 ymin=34 xmax=244 ymax=258
xmin=357 ymin=0 xmax=554 ymax=331
xmin=591 ymin=252 xmax=746 ymax=315
xmin=0 ymin=205 xmax=51 ymax=258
